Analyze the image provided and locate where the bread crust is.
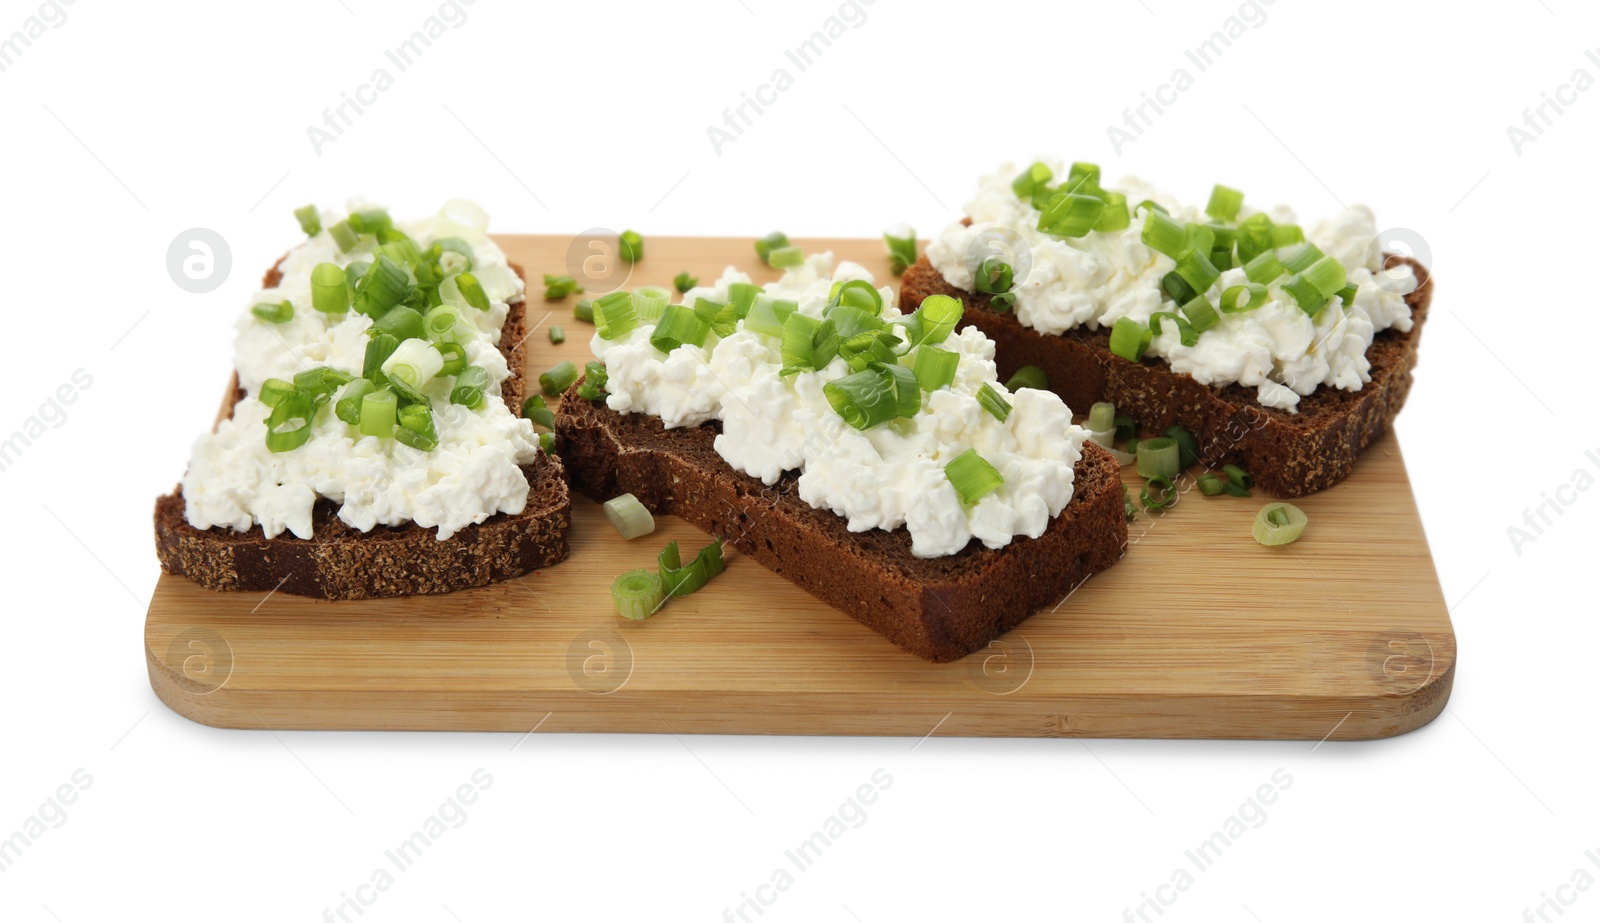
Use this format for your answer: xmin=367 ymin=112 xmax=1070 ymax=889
xmin=555 ymin=387 xmax=1127 ymax=663
xmin=152 ymin=261 xmax=571 ymax=599
xmin=899 ymin=255 xmax=1433 ymax=497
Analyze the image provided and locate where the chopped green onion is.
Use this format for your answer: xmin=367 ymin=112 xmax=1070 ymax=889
xmin=1181 ymin=295 xmax=1220 ymax=333
xmin=1125 ymin=437 xmax=1141 ymax=458
xmin=630 ymin=286 xmax=670 ymax=323
xmin=251 ymin=300 xmax=293 ymax=324
xmin=543 ymin=274 xmax=582 ymax=300
xmin=823 ymin=365 xmax=911 ymax=429
xmin=1205 ymin=184 xmax=1244 ymax=222
xmin=435 ymin=341 xmax=467 ymax=376
xmin=1196 ymin=472 xmax=1223 ymax=496
xmin=1066 ymin=161 xmax=1101 ymax=191
xmin=974 ymin=258 xmax=1014 ymax=305
xmin=1243 ymin=251 xmax=1286 ymax=285
xmin=755 ymin=231 xmax=790 ymax=264
xmin=373 ymin=305 xmax=426 ymax=343
xmin=884 ymin=225 xmax=917 ymax=275
xmin=383 ymin=338 xmax=443 ymax=402
xmin=1135 ymin=436 xmax=1180 ymax=479
xmin=258 ymin=378 xmax=295 ymax=408
xmin=1164 ymin=425 xmax=1199 ymax=467
xmin=618 ymin=230 xmax=643 ymax=263
xmin=695 ymin=296 xmax=740 ymax=337
xmin=1280 ymin=242 xmax=1326 ymax=274
xmin=658 ymin=538 xmax=726 ymax=597
xmin=540 ymin=361 xmax=578 ymax=396
xmin=294 ymin=204 xmax=321 ymax=237
xmin=376 ymin=233 xmax=421 ymax=268
xmin=1336 ymin=285 xmax=1359 ymax=307
xmin=1113 ymin=414 xmax=1137 ymax=442
xmin=359 ymin=389 xmax=397 ymax=438
xmin=1302 ymin=255 xmax=1348 ymax=299
xmin=1173 ymin=249 xmax=1221 ymax=294
xmin=1011 ymin=162 xmax=1053 ymax=200
xmin=265 ymin=389 xmax=316 ymax=453
xmin=829 ymin=279 xmax=883 ymax=313
xmin=1087 ymin=401 xmax=1116 ymax=433
xmin=354 ymin=256 xmax=411 ymax=317
xmin=423 ymin=304 xmax=469 ymax=343
xmin=603 ymin=493 xmax=656 ymax=540
xmin=1141 ymin=209 xmax=1189 ymax=260
xmin=429 ymin=237 xmax=475 ymax=269
xmin=904 ymin=294 xmax=963 ymax=348
xmin=727 ymin=282 xmax=761 ymax=317
xmin=344 ymin=260 xmax=371 ymax=292
xmin=1150 ymin=311 xmax=1198 ymax=347
xmin=1005 ymin=366 xmax=1048 ymax=392
xmin=743 ymin=298 xmax=788 ymax=338
xmin=455 ymin=272 xmax=491 ymax=311
xmin=1037 ymin=192 xmax=1104 ymax=238
xmin=347 ymin=209 xmax=391 ymax=234
xmin=1221 ymin=283 xmax=1270 ymax=314
xmin=944 ymin=448 xmax=1004 ymax=506
xmin=1224 ymin=464 xmax=1254 ymax=488
xmin=1253 ymin=502 xmax=1308 ymax=546
xmin=1123 ymin=484 xmax=1138 ymax=521
xmin=1222 ymin=479 xmax=1251 ymax=497
xmin=768 ymin=245 xmax=804 ymax=268
xmin=976 ymin=382 xmax=1011 ymax=422
xmin=612 ymin=569 xmax=665 ymax=620
xmin=1162 ymin=271 xmax=1198 ymax=305
xmin=394 ymin=403 xmax=438 ymax=451
xmin=539 ymin=431 xmax=556 ymax=453
xmin=521 ymin=393 xmax=555 ymax=427
xmin=1141 ymin=475 xmax=1178 ymax=510
xmin=1136 ymin=199 xmax=1169 ymax=216
xmin=780 ymin=313 xmax=823 ymax=374
xmin=576 ymin=360 xmax=609 ymax=401
xmin=912 ymin=345 xmax=959 ymax=392
xmin=292 ymin=366 xmax=353 ymax=399
xmin=651 ymin=303 xmax=711 ymax=353
xmin=574 ymin=298 xmax=594 ymax=323
xmin=1270 ymin=223 xmax=1305 ymax=247
xmin=1282 ymin=273 xmax=1328 ymax=315
xmin=838 ymin=330 xmax=897 ymax=371
xmin=1109 ymin=316 xmax=1153 ymax=362
xmin=450 ymin=365 xmax=488 ymax=409
xmin=549 ymin=325 xmax=566 ymax=345
xmin=333 ymin=378 xmax=375 ymax=425
xmin=363 ymin=333 xmax=399 ymax=385
xmin=306 ymin=263 xmax=348 ymax=316
xmin=328 ymin=220 xmax=359 ymax=253
xmin=1236 ymin=213 xmax=1276 ymax=264
xmin=1095 ymin=192 xmax=1130 ymax=232
xmin=593 ymin=290 xmax=639 ymax=341
xmin=673 ymin=271 xmax=698 ymax=294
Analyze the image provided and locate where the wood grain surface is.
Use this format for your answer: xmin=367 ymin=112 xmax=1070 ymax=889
xmin=145 ymin=235 xmax=1455 ymax=739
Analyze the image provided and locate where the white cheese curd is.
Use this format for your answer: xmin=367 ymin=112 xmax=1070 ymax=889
xmin=181 ymin=200 xmax=542 ymax=541
xmin=590 ymin=254 xmax=1091 ymax=558
xmin=927 ymin=159 xmax=1419 ymax=412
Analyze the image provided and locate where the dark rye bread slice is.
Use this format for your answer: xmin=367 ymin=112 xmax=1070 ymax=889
xmin=556 ymin=387 xmax=1127 ymax=663
xmin=900 ymin=254 xmax=1434 ymax=497
xmin=153 ymin=261 xmax=571 ymax=600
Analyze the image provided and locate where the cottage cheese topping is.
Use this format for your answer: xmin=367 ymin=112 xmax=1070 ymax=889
xmin=181 ymin=200 xmax=542 ymax=541
xmin=591 ymin=254 xmax=1090 ymax=558
xmin=927 ymin=160 xmax=1419 ymax=411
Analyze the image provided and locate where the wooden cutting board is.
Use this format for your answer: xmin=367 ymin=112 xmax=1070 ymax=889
xmin=144 ymin=235 xmax=1455 ymax=739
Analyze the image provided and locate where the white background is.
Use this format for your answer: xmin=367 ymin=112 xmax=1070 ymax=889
xmin=1 ymin=0 xmax=1595 ymax=920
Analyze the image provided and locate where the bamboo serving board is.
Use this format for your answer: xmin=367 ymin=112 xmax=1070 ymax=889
xmin=144 ymin=235 xmax=1455 ymax=739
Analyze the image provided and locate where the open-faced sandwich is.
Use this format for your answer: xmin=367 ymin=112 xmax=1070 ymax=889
xmin=154 ymin=201 xmax=570 ymax=599
xmin=900 ymin=159 xmax=1434 ymax=496
xmin=556 ymin=253 xmax=1126 ymax=662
